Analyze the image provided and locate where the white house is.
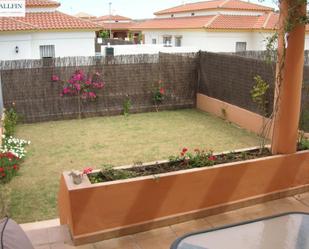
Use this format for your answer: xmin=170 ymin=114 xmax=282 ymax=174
xmin=131 ymin=0 xmax=309 ymax=52
xmin=0 ymin=0 xmax=100 ymax=60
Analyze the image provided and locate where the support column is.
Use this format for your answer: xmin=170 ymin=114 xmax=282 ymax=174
xmin=271 ymin=0 xmax=307 ymax=154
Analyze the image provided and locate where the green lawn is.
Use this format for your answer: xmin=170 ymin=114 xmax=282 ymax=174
xmin=6 ymin=109 xmax=260 ymax=223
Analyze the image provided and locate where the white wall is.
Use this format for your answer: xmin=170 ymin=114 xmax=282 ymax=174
xmin=156 ymin=10 xmax=267 ymax=18
xmin=30 ymin=31 xmax=96 ymax=58
xmin=143 ymin=29 xmax=276 ymax=52
xmin=0 ymin=31 xmax=96 ymax=60
xmin=101 ymin=44 xmax=199 ymax=55
xmin=0 ymin=34 xmax=32 ymax=60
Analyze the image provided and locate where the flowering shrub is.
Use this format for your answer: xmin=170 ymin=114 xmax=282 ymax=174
xmin=153 ymin=80 xmax=165 ymax=111
xmin=0 ymin=152 xmax=20 ymax=183
xmin=169 ymin=147 xmax=217 ymax=168
xmin=52 ymin=70 xmax=105 ymax=100
xmin=1 ymin=135 xmax=30 ymax=159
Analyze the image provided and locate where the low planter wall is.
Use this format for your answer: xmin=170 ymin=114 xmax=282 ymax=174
xmin=196 ymin=93 xmax=273 ymax=139
xmin=59 ymin=150 xmax=309 ymax=245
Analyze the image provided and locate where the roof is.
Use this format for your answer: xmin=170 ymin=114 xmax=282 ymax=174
xmin=25 ymin=0 xmax=60 ymax=8
xmin=74 ymin=12 xmax=96 ymax=18
xmin=154 ymin=0 xmax=273 ymax=15
xmin=96 ymin=15 xmax=132 ymax=21
xmin=130 ymin=13 xmax=281 ymax=31
xmin=0 ymin=11 xmax=100 ymax=32
xmin=96 ymin=22 xmax=134 ymax=30
xmin=131 ymin=15 xmax=215 ymax=30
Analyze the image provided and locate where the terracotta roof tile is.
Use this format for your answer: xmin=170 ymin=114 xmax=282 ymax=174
xmin=96 ymin=15 xmax=132 ymax=21
xmin=131 ymin=16 xmax=215 ymax=30
xmin=0 ymin=18 xmax=37 ymax=31
xmin=155 ymin=0 xmax=273 ymax=15
xmin=0 ymin=11 xmax=100 ymax=32
xmin=131 ymin=13 xmax=283 ymax=31
xmin=206 ymin=14 xmax=263 ymax=29
xmin=96 ymin=22 xmax=134 ymax=30
xmin=26 ymin=0 xmax=60 ymax=7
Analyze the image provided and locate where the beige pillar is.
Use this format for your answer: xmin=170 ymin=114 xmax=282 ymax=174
xmin=271 ymin=0 xmax=306 ymax=154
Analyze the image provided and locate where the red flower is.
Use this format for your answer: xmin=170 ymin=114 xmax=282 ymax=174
xmin=159 ymin=88 xmax=165 ymax=94
xmin=83 ymin=167 xmax=93 ymax=175
xmin=13 ymin=165 xmax=18 ymax=170
xmin=208 ymin=156 xmax=217 ymax=161
xmin=0 ymin=168 xmax=4 ymax=173
xmin=182 ymin=148 xmax=188 ymax=153
xmin=180 ymin=152 xmax=185 ymax=157
xmin=51 ymin=75 xmax=59 ymax=82
xmin=6 ymin=152 xmax=16 ymax=159
xmin=1 ymin=173 xmax=5 ymax=177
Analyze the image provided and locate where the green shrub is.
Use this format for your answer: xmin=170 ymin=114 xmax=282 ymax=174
xmin=123 ymin=97 xmax=132 ymax=116
xmin=299 ymin=138 xmax=309 ymax=150
xmin=0 ymin=185 xmax=11 ymax=218
xmin=3 ymin=107 xmax=19 ymax=137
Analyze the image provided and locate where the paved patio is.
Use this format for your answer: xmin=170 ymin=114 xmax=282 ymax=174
xmin=23 ymin=192 xmax=309 ymax=249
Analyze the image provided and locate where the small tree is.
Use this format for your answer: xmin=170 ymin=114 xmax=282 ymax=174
xmin=153 ymin=80 xmax=165 ymax=112
xmin=52 ymin=70 xmax=105 ymax=119
xmin=251 ymin=75 xmax=270 ymax=152
xmin=99 ymin=30 xmax=110 ymax=39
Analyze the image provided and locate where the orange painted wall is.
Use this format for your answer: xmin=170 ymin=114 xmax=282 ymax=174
xmin=196 ymin=93 xmax=273 ymax=139
xmin=59 ymin=151 xmax=309 ymax=239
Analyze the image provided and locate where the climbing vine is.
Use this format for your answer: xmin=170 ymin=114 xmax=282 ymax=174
xmin=258 ymin=0 xmax=309 ymax=152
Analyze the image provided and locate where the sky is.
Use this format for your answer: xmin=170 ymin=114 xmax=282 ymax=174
xmin=58 ymin=0 xmax=277 ymax=19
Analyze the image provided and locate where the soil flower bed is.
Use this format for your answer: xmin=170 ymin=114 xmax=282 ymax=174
xmin=88 ymin=147 xmax=272 ymax=184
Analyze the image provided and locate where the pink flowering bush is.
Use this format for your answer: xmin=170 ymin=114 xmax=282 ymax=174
xmin=52 ymin=70 xmax=105 ymax=100
xmin=52 ymin=70 xmax=105 ymax=118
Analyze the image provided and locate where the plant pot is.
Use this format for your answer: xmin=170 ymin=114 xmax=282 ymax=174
xmin=58 ymin=149 xmax=309 ymax=245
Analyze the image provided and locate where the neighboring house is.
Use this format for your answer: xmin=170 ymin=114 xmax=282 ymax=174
xmin=131 ymin=0 xmax=301 ymax=52
xmin=74 ymin=12 xmax=97 ymax=21
xmin=0 ymin=0 xmax=100 ymax=60
xmin=94 ymin=15 xmax=135 ymax=40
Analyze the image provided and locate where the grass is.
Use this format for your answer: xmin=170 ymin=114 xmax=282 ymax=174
xmin=6 ymin=109 xmax=260 ymax=223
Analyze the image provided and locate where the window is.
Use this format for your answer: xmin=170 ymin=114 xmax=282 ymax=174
xmin=191 ymin=12 xmax=195 ymax=16
xmin=152 ymin=38 xmax=157 ymax=44
xmin=40 ymin=45 xmax=55 ymax=58
xmin=171 ymin=14 xmax=174 ymax=17
xmin=163 ymin=36 xmax=172 ymax=46
xmin=175 ymin=36 xmax=182 ymax=47
xmin=235 ymin=42 xmax=247 ymax=52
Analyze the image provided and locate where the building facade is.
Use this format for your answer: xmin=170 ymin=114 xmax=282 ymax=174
xmin=132 ymin=0 xmax=309 ymax=52
xmin=0 ymin=0 xmax=99 ymax=60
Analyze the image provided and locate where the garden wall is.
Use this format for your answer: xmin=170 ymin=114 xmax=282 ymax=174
xmin=0 ymin=53 xmax=197 ymax=123
xmin=1 ymin=51 xmax=308 ymax=129
xmin=198 ymin=51 xmax=309 ymax=131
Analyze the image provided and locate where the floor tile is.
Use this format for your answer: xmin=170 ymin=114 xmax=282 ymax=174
xmin=294 ymin=192 xmax=309 ymax=207
xmin=133 ymin=227 xmax=177 ymax=249
xmin=50 ymin=242 xmax=95 ymax=249
xmin=34 ymin=245 xmax=50 ymax=249
xmin=48 ymin=225 xmax=72 ymax=244
xmin=21 ymin=219 xmax=60 ymax=231
xmin=94 ymin=235 xmax=140 ymax=249
xmin=244 ymin=197 xmax=309 ymax=220
xmin=170 ymin=218 xmax=212 ymax=236
xmin=26 ymin=228 xmax=50 ymax=246
xmin=133 ymin=226 xmax=175 ymax=241
xmin=205 ymin=209 xmax=252 ymax=228
xmin=206 ymin=197 xmax=309 ymax=228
